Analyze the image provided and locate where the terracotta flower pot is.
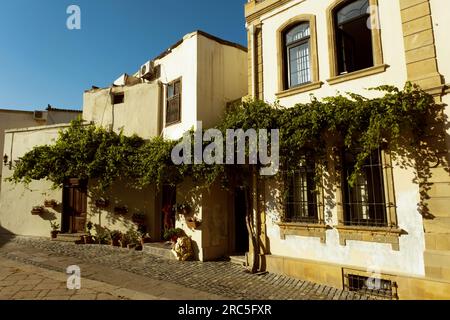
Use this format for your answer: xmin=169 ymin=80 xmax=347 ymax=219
xmin=50 ymin=231 xmax=59 ymax=239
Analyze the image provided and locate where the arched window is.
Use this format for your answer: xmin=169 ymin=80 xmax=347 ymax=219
xmin=334 ymin=0 xmax=373 ymax=74
xmin=284 ymin=22 xmax=311 ymax=88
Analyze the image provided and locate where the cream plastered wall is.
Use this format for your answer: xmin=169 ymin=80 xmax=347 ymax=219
xmin=0 ymin=110 xmax=43 ymax=185
xmin=0 ymin=124 xmax=71 ymax=237
xmin=46 ymin=111 xmax=81 ymax=126
xmin=156 ymin=33 xmax=199 ymax=141
xmin=260 ymin=0 xmax=408 ymax=105
xmin=82 ymin=82 xmax=161 ymax=140
xmin=175 ymin=180 xmax=230 ymax=261
xmin=87 ymin=180 xmax=158 ymax=238
xmin=196 ymin=35 xmax=248 ymax=129
xmin=259 ymin=0 xmax=426 ymax=276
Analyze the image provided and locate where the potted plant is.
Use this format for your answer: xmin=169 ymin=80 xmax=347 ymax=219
xmin=83 ymin=221 xmax=94 ymax=244
xmin=163 ymin=228 xmax=184 ymax=243
xmin=50 ymin=221 xmax=60 ymax=239
xmin=109 ymin=230 xmax=122 ymax=247
xmin=44 ymin=199 xmax=58 ymax=208
xmin=122 ymin=229 xmax=139 ymax=249
xmin=137 ymin=224 xmax=151 ymax=246
xmin=31 ymin=206 xmax=44 ymax=215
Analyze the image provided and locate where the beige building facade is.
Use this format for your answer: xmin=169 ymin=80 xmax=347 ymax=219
xmin=245 ymin=0 xmax=450 ymax=299
xmin=0 ymin=31 xmax=248 ymax=262
xmin=0 ymin=107 xmax=81 ymax=187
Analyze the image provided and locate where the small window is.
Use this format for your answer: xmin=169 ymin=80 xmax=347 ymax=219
xmin=166 ymin=79 xmax=181 ymax=125
xmin=344 ymin=273 xmax=398 ymax=300
xmin=335 ymin=0 xmax=373 ymax=74
xmin=343 ymin=148 xmax=387 ymax=227
xmin=284 ymin=22 xmax=311 ymax=89
xmin=285 ymin=157 xmax=318 ymax=223
xmin=112 ymin=92 xmax=124 ymax=105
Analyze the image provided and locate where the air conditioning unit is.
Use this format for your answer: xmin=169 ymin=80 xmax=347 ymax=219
xmin=139 ymin=61 xmax=155 ymax=79
xmin=33 ymin=111 xmax=48 ymax=121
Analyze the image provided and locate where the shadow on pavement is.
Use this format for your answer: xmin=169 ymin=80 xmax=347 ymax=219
xmin=0 ymin=225 xmax=16 ymax=248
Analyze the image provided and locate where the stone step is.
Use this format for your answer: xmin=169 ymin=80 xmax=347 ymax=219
xmin=143 ymin=242 xmax=176 ymax=260
xmin=54 ymin=233 xmax=87 ymax=243
xmin=229 ymin=255 xmax=248 ymax=267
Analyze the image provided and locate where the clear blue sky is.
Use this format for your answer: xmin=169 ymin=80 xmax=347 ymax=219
xmin=0 ymin=0 xmax=247 ymax=111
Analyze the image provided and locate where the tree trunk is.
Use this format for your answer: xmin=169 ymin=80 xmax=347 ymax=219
xmin=244 ymin=169 xmax=259 ymax=273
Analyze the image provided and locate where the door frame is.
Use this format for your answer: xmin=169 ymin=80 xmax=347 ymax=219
xmin=62 ymin=178 xmax=88 ymax=234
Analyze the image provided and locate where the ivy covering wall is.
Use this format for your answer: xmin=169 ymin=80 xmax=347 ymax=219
xmin=8 ymin=83 xmax=441 ymax=191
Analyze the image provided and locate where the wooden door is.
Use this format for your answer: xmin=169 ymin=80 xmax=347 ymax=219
xmin=62 ymin=179 xmax=87 ymax=234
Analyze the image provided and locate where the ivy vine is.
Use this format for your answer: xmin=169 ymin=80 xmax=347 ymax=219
xmin=7 ymin=83 xmax=441 ymax=191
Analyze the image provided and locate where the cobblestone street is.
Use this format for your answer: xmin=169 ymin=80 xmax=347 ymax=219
xmin=0 ymin=235 xmax=369 ymax=300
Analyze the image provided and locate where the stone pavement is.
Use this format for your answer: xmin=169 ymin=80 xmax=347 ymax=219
xmin=0 ymin=257 xmax=160 ymax=300
xmin=0 ymin=235 xmax=371 ymax=300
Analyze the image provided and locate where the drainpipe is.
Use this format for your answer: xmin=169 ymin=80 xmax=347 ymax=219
xmin=246 ymin=22 xmax=261 ymax=271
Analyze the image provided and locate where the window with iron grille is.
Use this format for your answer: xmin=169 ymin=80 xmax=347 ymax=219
xmin=344 ymin=273 xmax=398 ymax=300
xmin=166 ymin=79 xmax=181 ymax=126
xmin=343 ymin=148 xmax=387 ymax=227
xmin=334 ymin=0 xmax=374 ymax=74
xmin=283 ymin=22 xmax=311 ymax=89
xmin=285 ymin=158 xmax=318 ymax=223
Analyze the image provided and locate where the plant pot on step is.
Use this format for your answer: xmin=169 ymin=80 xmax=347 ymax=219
xmin=50 ymin=230 xmax=59 ymax=239
xmin=83 ymin=235 xmax=94 ymax=244
xmin=140 ymin=236 xmax=151 ymax=246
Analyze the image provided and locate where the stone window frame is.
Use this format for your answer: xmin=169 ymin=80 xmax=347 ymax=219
xmin=334 ymin=148 xmax=404 ymax=251
xmin=276 ymin=14 xmax=323 ymax=99
xmin=165 ymin=77 xmax=182 ymax=127
xmin=277 ymin=163 xmax=330 ymax=243
xmin=326 ymin=0 xmax=388 ymax=85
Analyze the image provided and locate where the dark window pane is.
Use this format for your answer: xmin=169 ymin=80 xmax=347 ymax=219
xmin=113 ymin=93 xmax=124 ymax=105
xmin=166 ymin=80 xmax=181 ymax=125
xmin=343 ymin=149 xmax=387 ymax=227
xmin=285 ymin=158 xmax=318 ymax=223
xmin=288 ymin=42 xmax=311 ymax=87
xmin=335 ymin=0 xmax=373 ymax=74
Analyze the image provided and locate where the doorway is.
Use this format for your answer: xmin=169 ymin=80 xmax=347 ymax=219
xmin=234 ymin=186 xmax=249 ymax=254
xmin=161 ymin=185 xmax=176 ymax=238
xmin=62 ymin=179 xmax=87 ymax=234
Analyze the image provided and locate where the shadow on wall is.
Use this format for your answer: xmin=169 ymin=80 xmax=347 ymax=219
xmin=0 ymin=224 xmax=15 ymax=248
xmin=87 ymin=183 xmax=155 ymax=238
xmin=262 ymin=101 xmax=450 ymax=225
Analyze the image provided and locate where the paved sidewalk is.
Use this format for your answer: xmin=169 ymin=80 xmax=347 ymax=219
xmin=0 ymin=257 xmax=160 ymax=300
xmin=0 ymin=235 xmax=370 ymax=300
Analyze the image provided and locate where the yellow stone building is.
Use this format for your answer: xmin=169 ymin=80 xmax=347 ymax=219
xmin=245 ymin=0 xmax=450 ymax=299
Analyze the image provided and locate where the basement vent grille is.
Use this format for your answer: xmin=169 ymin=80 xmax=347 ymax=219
xmin=344 ymin=273 xmax=398 ymax=300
